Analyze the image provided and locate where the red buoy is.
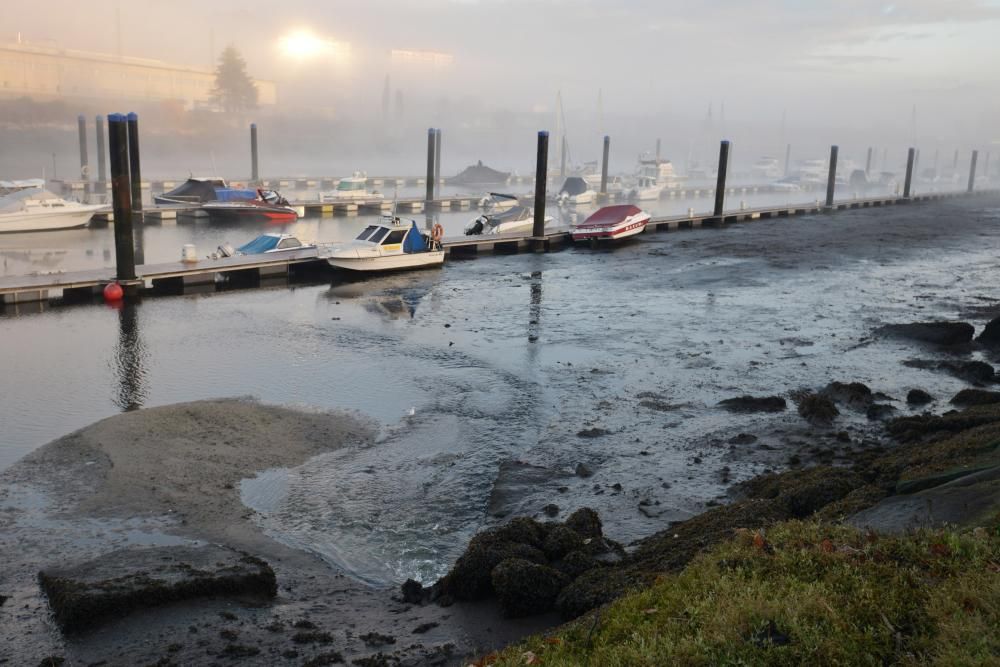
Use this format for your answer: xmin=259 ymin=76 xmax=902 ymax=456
xmin=103 ymin=282 xmax=124 ymax=302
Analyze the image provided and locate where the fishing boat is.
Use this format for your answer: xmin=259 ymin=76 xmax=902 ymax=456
xmin=554 ymin=176 xmax=597 ymax=206
xmin=212 ymin=233 xmax=314 ymax=259
xmin=321 ymin=216 xmax=444 ymax=272
xmin=478 ymin=192 xmax=519 ymax=214
xmin=202 ymin=190 xmax=298 ymax=223
xmin=0 ymin=188 xmax=104 ymax=233
xmin=464 ymin=205 xmax=553 ymax=236
xmin=320 ymin=171 xmax=383 ymax=202
xmin=154 ymin=177 xmax=257 ymax=206
xmin=570 ymin=204 xmax=650 ymax=242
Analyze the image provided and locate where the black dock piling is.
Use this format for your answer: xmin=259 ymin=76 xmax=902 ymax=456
xmin=126 ymin=112 xmax=142 ymax=214
xmin=655 ymin=138 xmax=661 ymax=162
xmin=825 ymin=145 xmax=838 ymax=207
xmin=434 ymin=128 xmax=442 ymax=192
xmin=713 ymin=140 xmax=730 ymax=218
xmin=903 ymin=148 xmax=915 ymax=198
xmin=968 ymin=150 xmax=978 ymax=193
xmin=95 ymin=115 xmax=107 ymax=193
xmin=77 ymin=115 xmax=89 ymax=185
xmin=784 ymin=143 xmax=791 ymax=177
xmin=250 ymin=123 xmax=259 ymax=184
xmin=865 ymin=147 xmax=873 ymax=176
xmin=425 ymin=128 xmax=435 ymax=202
xmin=533 ymin=131 xmax=549 ymax=239
xmin=600 ymin=135 xmax=610 ymax=195
xmin=107 ymin=113 xmax=136 ymax=283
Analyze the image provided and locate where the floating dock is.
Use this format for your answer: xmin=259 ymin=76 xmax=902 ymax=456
xmin=1 ymin=190 xmax=995 ymax=308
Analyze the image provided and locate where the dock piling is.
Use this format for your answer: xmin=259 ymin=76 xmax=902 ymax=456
xmin=984 ymin=152 xmax=991 ymax=183
xmin=434 ymin=129 xmax=442 ymax=190
xmin=250 ymin=123 xmax=259 ymax=184
xmin=825 ymin=145 xmax=838 ymax=207
xmin=784 ymin=143 xmax=791 ymax=177
xmin=126 ymin=113 xmax=142 ymax=214
xmin=865 ymin=147 xmax=873 ymax=176
xmin=713 ymin=140 xmax=730 ymax=218
xmin=533 ymin=131 xmax=549 ymax=239
xmin=968 ymin=150 xmax=979 ymax=193
xmin=95 ymin=115 xmax=107 ymax=192
xmin=655 ymin=138 xmax=661 ymax=163
xmin=903 ymin=148 xmax=915 ymax=198
xmin=600 ymin=135 xmax=610 ymax=195
xmin=425 ymin=128 xmax=435 ymax=202
xmin=77 ymin=115 xmax=89 ymax=183
xmin=107 ymin=113 xmax=136 ymax=282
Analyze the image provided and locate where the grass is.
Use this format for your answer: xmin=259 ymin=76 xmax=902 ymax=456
xmin=484 ymin=517 xmax=1000 ymax=667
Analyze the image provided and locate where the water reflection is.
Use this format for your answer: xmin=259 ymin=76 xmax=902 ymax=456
xmin=112 ymin=299 xmax=148 ymax=411
xmin=528 ymin=270 xmax=542 ymax=344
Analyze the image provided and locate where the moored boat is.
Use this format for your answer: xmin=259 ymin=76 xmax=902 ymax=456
xmin=321 ymin=217 xmax=444 ymax=272
xmin=570 ymin=204 xmax=650 ymax=242
xmin=212 ymin=233 xmax=315 ymax=258
xmin=0 ymin=188 xmax=104 ymax=233
xmin=554 ymin=176 xmax=597 ymax=206
xmin=202 ymin=190 xmax=298 ymax=223
xmin=320 ymin=171 xmax=383 ymax=202
xmin=154 ymin=177 xmax=257 ymax=206
xmin=464 ymin=205 xmax=553 ymax=236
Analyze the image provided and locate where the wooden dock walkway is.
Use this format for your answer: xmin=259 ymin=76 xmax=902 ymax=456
xmin=2 ymin=189 xmax=995 ymax=307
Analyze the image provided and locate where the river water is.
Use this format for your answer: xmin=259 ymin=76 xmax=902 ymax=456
xmin=2 ymin=193 xmax=1000 ymax=587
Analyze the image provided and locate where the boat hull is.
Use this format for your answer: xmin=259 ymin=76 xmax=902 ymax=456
xmin=203 ymin=205 xmax=298 ymax=224
xmin=326 ymin=251 xmax=445 ymax=272
xmin=571 ymin=213 xmax=649 ymax=242
xmin=0 ymin=207 xmax=101 ymax=233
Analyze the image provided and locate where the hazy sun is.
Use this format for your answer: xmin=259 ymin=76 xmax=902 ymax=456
xmin=279 ymin=30 xmax=329 ymax=59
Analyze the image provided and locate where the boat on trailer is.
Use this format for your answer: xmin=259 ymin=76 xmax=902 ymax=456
xmin=570 ymin=204 xmax=650 ymax=242
xmin=321 ymin=216 xmax=444 ymax=272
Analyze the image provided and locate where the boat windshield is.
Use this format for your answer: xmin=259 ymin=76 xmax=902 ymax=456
xmin=368 ymin=227 xmax=390 ymax=243
xmin=337 ymin=180 xmax=365 ymax=191
xmin=355 ymin=225 xmax=379 ymax=241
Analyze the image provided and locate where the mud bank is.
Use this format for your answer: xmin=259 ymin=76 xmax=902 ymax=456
xmin=0 ymin=400 xmax=553 ymax=666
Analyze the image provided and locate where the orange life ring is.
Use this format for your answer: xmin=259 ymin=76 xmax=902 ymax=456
xmin=431 ymin=223 xmax=444 ymax=243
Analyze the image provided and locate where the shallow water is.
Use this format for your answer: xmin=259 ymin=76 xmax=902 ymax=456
xmin=3 ymin=195 xmax=1000 ymax=586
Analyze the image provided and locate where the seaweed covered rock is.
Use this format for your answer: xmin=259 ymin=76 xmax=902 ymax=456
xmin=906 ymin=389 xmax=933 ymax=406
xmin=490 ymin=558 xmax=569 ymax=617
xmin=797 ymin=393 xmax=839 ymax=427
xmin=553 ymin=550 xmax=599 ymax=579
xmin=878 ymin=321 xmax=974 ymax=346
xmin=555 ymin=568 xmax=641 ymax=620
xmin=434 ymin=534 xmax=546 ymax=601
xmin=564 ymin=508 xmax=603 ymax=539
xmin=543 ymin=526 xmax=585 ymax=560
xmin=717 ymin=395 xmax=787 ymax=413
xmin=735 ymin=466 xmax=865 ymax=518
xmin=976 ymin=315 xmax=1000 ymax=348
xmin=950 ymin=389 xmax=1000 ymax=407
xmin=38 ymin=546 xmax=276 ymax=633
xmin=887 ymin=403 xmax=1000 ymax=443
xmin=903 ymin=359 xmax=996 ymax=384
xmin=822 ymin=382 xmax=873 ymax=411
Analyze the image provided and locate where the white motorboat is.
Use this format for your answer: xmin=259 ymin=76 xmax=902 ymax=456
xmin=212 ymin=233 xmax=314 ymax=259
xmin=464 ymin=205 xmax=553 ymax=236
xmin=0 ymin=188 xmax=103 ymax=233
xmin=554 ymin=177 xmax=597 ymax=206
xmin=626 ymin=156 xmax=677 ymax=201
xmin=751 ymin=157 xmax=782 ymax=181
xmin=571 ymin=204 xmax=650 ymax=242
xmin=0 ymin=178 xmax=46 ymax=195
xmin=320 ymin=171 xmax=384 ymax=202
xmin=478 ymin=192 xmax=520 ymax=214
xmin=321 ymin=216 xmax=444 ymax=272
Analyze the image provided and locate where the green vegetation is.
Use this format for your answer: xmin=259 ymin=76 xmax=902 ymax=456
xmin=487 ymin=517 xmax=1000 ymax=666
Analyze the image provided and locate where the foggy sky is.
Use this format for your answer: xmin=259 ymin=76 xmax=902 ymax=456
xmin=4 ymin=1 xmax=1000 ymax=178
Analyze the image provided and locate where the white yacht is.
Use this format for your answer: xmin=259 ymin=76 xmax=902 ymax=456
xmin=0 ymin=188 xmax=104 ymax=233
xmin=478 ymin=192 xmax=520 ymax=214
xmin=321 ymin=216 xmax=444 ymax=272
xmin=320 ymin=171 xmax=384 ymax=202
xmin=626 ymin=156 xmax=678 ymax=201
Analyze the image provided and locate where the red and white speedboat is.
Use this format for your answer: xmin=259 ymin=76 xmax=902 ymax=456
xmin=570 ymin=204 xmax=650 ymax=242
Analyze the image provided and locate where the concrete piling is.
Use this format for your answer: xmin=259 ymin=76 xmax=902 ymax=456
xmin=903 ymin=148 xmax=915 ymax=198
xmin=425 ymin=128 xmax=435 ymax=202
xmin=825 ymin=145 xmax=838 ymax=207
xmin=95 ymin=115 xmax=107 ymax=192
xmin=77 ymin=115 xmax=89 ymax=183
xmin=600 ymin=135 xmax=610 ymax=195
xmin=126 ymin=113 xmax=142 ymax=214
xmin=434 ymin=129 xmax=442 ymax=191
xmin=107 ymin=113 xmax=136 ymax=282
xmin=533 ymin=131 xmax=549 ymax=238
xmin=713 ymin=140 xmax=730 ymax=218
xmin=968 ymin=150 xmax=978 ymax=193
xmin=250 ymin=123 xmax=259 ymax=184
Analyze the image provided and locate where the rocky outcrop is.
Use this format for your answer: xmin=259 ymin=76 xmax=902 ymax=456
xmin=717 ymin=396 xmax=787 ymax=413
xmin=906 ymin=389 xmax=933 ymax=405
xmin=796 ymin=393 xmax=839 ymax=427
xmin=950 ymin=389 xmax=1000 ymax=407
xmin=878 ymin=321 xmax=974 ymax=346
xmin=975 ymin=314 xmax=1000 ymax=348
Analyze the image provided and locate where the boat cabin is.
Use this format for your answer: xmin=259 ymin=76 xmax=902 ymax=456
xmin=353 ymin=218 xmax=431 ymax=253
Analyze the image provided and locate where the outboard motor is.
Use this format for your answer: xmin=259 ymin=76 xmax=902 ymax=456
xmin=212 ymin=242 xmax=235 ymax=259
xmin=465 ymin=216 xmax=486 ymax=236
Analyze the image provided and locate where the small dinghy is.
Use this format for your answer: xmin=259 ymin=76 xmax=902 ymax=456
xmin=570 ymin=204 xmax=650 ymax=242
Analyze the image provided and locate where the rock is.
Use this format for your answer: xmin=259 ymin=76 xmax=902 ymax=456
xmin=0 ymin=594 xmax=7 ymax=607
xmin=555 ymin=568 xmax=638 ymax=620
xmin=903 ymin=359 xmax=995 ymax=384
xmin=542 ymin=503 xmax=560 ymax=518
xmin=727 ymin=433 xmax=758 ymax=445
xmin=879 ymin=321 xmax=974 ymax=346
xmin=735 ymin=466 xmax=864 ymax=518
xmin=490 ymin=558 xmax=570 ymax=617
xmin=866 ymin=403 xmax=897 ymax=421
xmin=574 ymin=463 xmax=594 ymax=478
xmin=360 ymin=632 xmax=396 ymax=647
xmin=564 ymin=508 xmax=603 ymax=539
xmin=796 ymin=393 xmax=839 ymax=427
xmin=976 ymin=315 xmax=1000 ymax=347
xmin=576 ymin=428 xmax=610 ymax=438
xmin=821 ymin=381 xmax=873 ymax=410
xmin=37 ymin=546 xmax=276 ymax=633
xmin=906 ymin=389 xmax=934 ymax=405
xmin=950 ymin=389 xmax=1000 ymax=407
xmin=717 ymin=395 xmax=787 ymax=413
xmin=543 ymin=526 xmax=585 ymax=560
xmin=400 ymin=578 xmax=424 ymax=604
xmin=552 ymin=550 xmax=599 ymax=579
xmin=412 ymin=622 xmax=438 ymax=634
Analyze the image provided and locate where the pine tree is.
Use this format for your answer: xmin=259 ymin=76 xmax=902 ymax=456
xmin=210 ymin=46 xmax=258 ymax=112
